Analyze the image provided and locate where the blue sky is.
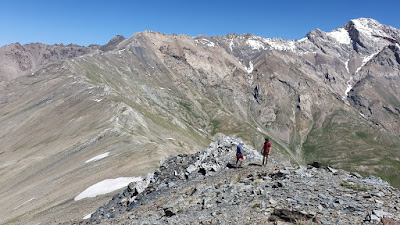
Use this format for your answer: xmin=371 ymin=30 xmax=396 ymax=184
xmin=0 ymin=0 xmax=399 ymax=47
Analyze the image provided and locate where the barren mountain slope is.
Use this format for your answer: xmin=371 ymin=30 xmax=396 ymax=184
xmin=0 ymin=42 xmax=101 ymax=82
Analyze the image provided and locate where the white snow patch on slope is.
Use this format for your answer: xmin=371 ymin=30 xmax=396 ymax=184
xmin=264 ymin=39 xmax=296 ymax=51
xmin=298 ymin=37 xmax=308 ymax=42
xmin=245 ymin=61 xmax=254 ymax=73
xmin=344 ymin=77 xmax=353 ymax=102
xmin=327 ymin=28 xmax=351 ymax=45
xmin=83 ymin=212 xmax=94 ymax=220
xmin=229 ymin=39 xmax=234 ymax=51
xmin=246 ymin=39 xmax=265 ymax=50
xmin=195 ymin=39 xmax=215 ymax=47
xmin=396 ymin=43 xmax=400 ymax=49
xmin=14 ymin=197 xmax=35 ymax=210
xmin=75 ymin=177 xmax=142 ymax=201
xmin=345 ymin=60 xmax=350 ymax=73
xmin=355 ymin=52 xmax=379 ymax=73
xmin=85 ymin=152 xmax=110 ymax=163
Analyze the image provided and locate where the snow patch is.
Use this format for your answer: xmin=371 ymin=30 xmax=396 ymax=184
xmin=245 ymin=61 xmax=254 ymax=74
xmin=246 ymin=39 xmax=265 ymax=50
xmin=396 ymin=43 xmax=400 ymax=49
xmin=264 ymin=39 xmax=296 ymax=51
xmin=298 ymin=37 xmax=308 ymax=42
xmin=344 ymin=77 xmax=353 ymax=99
xmin=345 ymin=60 xmax=350 ymax=73
xmin=351 ymin=18 xmax=389 ymax=40
xmin=351 ymin=19 xmax=374 ymax=38
xmin=166 ymin=137 xmax=175 ymax=141
xmin=229 ymin=39 xmax=234 ymax=51
xmin=74 ymin=177 xmax=142 ymax=201
xmin=14 ymin=197 xmax=35 ymax=210
xmin=355 ymin=52 xmax=379 ymax=73
xmin=196 ymin=39 xmax=215 ymax=47
xmin=327 ymin=28 xmax=351 ymax=45
xmin=83 ymin=213 xmax=93 ymax=220
xmin=85 ymin=152 xmax=110 ymax=163
xmin=94 ymin=99 xmax=103 ymax=102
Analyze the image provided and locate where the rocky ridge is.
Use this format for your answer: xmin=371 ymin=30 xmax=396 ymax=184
xmin=88 ymin=136 xmax=400 ymax=224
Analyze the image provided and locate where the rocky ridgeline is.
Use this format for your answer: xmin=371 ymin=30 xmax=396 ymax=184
xmin=88 ymin=136 xmax=400 ymax=224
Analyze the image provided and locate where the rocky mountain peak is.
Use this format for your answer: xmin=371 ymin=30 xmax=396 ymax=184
xmin=345 ymin=18 xmax=400 ymax=54
xmin=100 ymin=35 xmax=126 ymax=51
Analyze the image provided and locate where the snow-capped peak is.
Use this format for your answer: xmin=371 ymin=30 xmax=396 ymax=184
xmin=350 ymin=18 xmax=389 ymax=39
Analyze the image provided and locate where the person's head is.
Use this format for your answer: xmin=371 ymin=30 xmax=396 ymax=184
xmin=265 ymin=138 xmax=269 ymax=142
xmin=240 ymin=142 xmax=244 ymax=146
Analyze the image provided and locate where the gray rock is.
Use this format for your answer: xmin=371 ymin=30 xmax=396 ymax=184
xmin=186 ymin=165 xmax=197 ymax=174
xmin=350 ymin=172 xmax=362 ymax=178
xmin=372 ymin=209 xmax=391 ymax=218
xmin=327 ymin=166 xmax=338 ymax=174
xmin=168 ymin=182 xmax=175 ymax=188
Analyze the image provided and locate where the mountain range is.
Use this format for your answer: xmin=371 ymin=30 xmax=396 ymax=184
xmin=0 ymin=18 xmax=399 ymax=224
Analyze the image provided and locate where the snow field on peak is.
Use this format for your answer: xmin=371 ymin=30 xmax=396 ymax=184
xmin=351 ymin=18 xmax=389 ymax=39
xmin=327 ymin=28 xmax=351 ymax=45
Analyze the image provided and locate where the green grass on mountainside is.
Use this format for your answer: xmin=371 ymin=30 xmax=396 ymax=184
xmin=303 ymin=109 xmax=400 ymax=188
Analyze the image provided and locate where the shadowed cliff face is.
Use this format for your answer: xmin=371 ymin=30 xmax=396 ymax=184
xmin=0 ymin=18 xmax=400 ymax=224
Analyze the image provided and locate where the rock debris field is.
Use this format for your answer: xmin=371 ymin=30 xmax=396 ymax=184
xmin=88 ymin=136 xmax=400 ymax=224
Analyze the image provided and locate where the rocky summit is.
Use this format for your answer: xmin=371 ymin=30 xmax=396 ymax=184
xmin=88 ymin=136 xmax=400 ymax=224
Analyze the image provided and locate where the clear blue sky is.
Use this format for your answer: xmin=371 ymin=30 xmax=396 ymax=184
xmin=1 ymin=0 xmax=399 ymax=47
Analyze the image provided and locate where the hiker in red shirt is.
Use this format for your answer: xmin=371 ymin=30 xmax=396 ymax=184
xmin=262 ymin=138 xmax=271 ymax=166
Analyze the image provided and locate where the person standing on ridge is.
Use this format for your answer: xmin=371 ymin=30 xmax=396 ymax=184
xmin=236 ymin=142 xmax=244 ymax=168
xmin=262 ymin=138 xmax=271 ymax=166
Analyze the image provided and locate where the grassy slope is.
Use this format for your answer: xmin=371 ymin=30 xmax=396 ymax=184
xmin=303 ymin=108 xmax=400 ymax=188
